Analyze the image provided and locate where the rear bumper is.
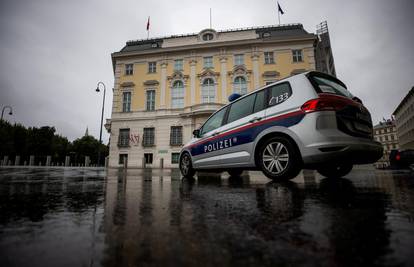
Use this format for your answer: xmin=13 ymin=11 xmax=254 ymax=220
xmin=302 ymin=140 xmax=383 ymax=166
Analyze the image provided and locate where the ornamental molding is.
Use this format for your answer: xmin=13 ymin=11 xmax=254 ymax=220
xmin=227 ymin=65 xmax=252 ymax=79
xmin=167 ymin=71 xmax=189 ymax=85
xmin=262 ymin=71 xmax=280 ymax=78
xmin=143 ymin=80 xmax=159 ymax=86
xmin=197 ymin=69 xmax=220 ymax=81
xmin=120 ymin=81 xmax=135 ymax=87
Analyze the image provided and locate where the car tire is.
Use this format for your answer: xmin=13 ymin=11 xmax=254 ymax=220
xmin=227 ymin=169 xmax=243 ymax=177
xmin=257 ymin=136 xmax=302 ymax=181
xmin=180 ymin=152 xmax=195 ymax=178
xmin=317 ymin=164 xmax=353 ymax=178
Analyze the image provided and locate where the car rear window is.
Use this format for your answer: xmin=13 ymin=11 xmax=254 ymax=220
xmin=310 ymin=75 xmax=353 ymax=99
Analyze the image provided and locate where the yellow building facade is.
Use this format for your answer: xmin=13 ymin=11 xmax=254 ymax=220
xmin=107 ymin=24 xmax=333 ymax=168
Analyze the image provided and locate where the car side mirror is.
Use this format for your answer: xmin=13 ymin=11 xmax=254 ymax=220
xmin=193 ymin=129 xmax=200 ymax=138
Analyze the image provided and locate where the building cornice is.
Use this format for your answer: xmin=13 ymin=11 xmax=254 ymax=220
xmin=111 ymin=35 xmax=316 ymax=61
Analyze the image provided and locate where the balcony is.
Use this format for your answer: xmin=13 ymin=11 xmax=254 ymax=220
xmin=179 ymin=103 xmax=225 ymax=117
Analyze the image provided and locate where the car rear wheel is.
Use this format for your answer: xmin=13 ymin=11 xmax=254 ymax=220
xmin=180 ymin=153 xmax=195 ymax=178
xmin=317 ymin=163 xmax=353 ymax=178
xmin=227 ymin=169 xmax=243 ymax=177
xmin=257 ymin=136 xmax=302 ymax=181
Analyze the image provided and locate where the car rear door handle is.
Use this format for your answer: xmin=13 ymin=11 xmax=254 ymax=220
xmin=249 ymin=117 xmax=262 ymax=123
xmin=212 ymin=132 xmax=220 ymax=136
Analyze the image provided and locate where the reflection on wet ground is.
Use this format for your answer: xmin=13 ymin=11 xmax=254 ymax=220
xmin=0 ymin=167 xmax=414 ymax=266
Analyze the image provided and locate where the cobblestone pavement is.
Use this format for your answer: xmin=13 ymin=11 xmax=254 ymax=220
xmin=0 ymin=167 xmax=413 ymax=267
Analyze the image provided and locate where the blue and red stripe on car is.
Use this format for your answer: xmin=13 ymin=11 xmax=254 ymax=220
xmin=186 ymin=110 xmax=305 ymax=157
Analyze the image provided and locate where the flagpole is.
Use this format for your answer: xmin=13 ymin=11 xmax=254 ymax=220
xmin=278 ymin=10 xmax=280 ymax=25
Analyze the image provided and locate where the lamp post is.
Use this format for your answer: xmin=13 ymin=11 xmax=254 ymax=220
xmin=95 ymin=82 xmax=106 ymax=166
xmin=1 ymin=105 xmax=13 ymax=121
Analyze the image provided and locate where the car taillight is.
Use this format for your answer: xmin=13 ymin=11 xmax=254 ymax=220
xmin=396 ymin=153 xmax=401 ymax=161
xmin=301 ymin=94 xmax=356 ymax=113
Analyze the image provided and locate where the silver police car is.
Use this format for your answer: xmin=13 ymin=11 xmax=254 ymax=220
xmin=179 ymin=71 xmax=383 ymax=180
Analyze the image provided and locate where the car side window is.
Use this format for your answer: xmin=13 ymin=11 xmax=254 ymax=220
xmin=253 ymin=90 xmax=265 ymax=113
xmin=268 ymin=83 xmax=292 ymax=106
xmin=200 ymin=107 xmax=227 ymax=136
xmin=227 ymin=93 xmax=256 ymax=124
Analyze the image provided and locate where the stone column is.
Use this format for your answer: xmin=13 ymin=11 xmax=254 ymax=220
xmin=252 ymin=54 xmax=260 ymax=89
xmin=220 ymin=57 xmax=228 ymax=102
xmin=160 ymin=62 xmax=168 ymax=108
xmin=15 ymin=155 xmax=20 ymax=166
xmin=190 ymin=60 xmax=197 ymax=105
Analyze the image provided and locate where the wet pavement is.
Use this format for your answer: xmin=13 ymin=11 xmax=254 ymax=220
xmin=0 ymin=167 xmax=414 ymax=267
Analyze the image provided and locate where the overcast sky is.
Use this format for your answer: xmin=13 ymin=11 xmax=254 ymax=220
xmin=1 ymin=0 xmax=413 ymax=143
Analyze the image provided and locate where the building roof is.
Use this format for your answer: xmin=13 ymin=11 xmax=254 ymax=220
xmin=393 ymin=86 xmax=414 ymax=115
xmin=116 ymin=23 xmax=314 ymax=54
xmin=373 ymin=119 xmax=395 ymax=129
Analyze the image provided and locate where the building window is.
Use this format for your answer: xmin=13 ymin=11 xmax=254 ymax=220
xmin=292 ymin=50 xmax=303 ymax=62
xmin=202 ymin=33 xmax=214 ymax=41
xmin=170 ymin=126 xmax=183 ymax=146
xmin=143 ymin=127 xmax=155 ymax=147
xmin=265 ymin=81 xmax=276 ymax=85
xmin=171 ymin=80 xmax=184 ymax=108
xmin=171 ymin=153 xmax=180 ymax=164
xmin=122 ymin=92 xmax=131 ymax=112
xmin=174 ymin=59 xmax=183 ymax=71
xmin=204 ymin=56 xmax=213 ymax=69
xmin=202 ymin=78 xmax=216 ymax=103
xmin=118 ymin=128 xmax=130 ymax=147
xmin=144 ymin=153 xmax=153 ymax=164
xmin=146 ymin=90 xmax=155 ymax=111
xmin=119 ymin=154 xmax=128 ymax=165
xmin=233 ymin=76 xmax=247 ymax=94
xmin=125 ymin=64 xmax=133 ymax=75
xmin=148 ymin=62 xmax=156 ymax=73
xmin=234 ymin=54 xmax=244 ymax=66
xmin=264 ymin=52 xmax=274 ymax=64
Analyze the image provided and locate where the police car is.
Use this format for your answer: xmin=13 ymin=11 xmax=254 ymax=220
xmin=179 ymin=71 xmax=383 ymax=180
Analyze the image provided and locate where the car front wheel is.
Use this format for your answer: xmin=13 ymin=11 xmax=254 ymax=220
xmin=257 ymin=136 xmax=302 ymax=181
xmin=180 ymin=152 xmax=195 ymax=178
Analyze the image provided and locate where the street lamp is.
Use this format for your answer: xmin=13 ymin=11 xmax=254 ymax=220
xmin=1 ymin=105 xmax=13 ymax=121
xmin=95 ymin=81 xmax=106 ymax=167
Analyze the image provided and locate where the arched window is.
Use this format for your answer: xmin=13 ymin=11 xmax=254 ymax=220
xmin=202 ymin=78 xmax=216 ymax=103
xmin=202 ymin=33 xmax=214 ymax=41
xmin=233 ymin=76 xmax=247 ymax=95
xmin=171 ymin=80 xmax=184 ymax=108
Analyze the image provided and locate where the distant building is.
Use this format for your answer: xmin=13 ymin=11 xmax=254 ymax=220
xmin=106 ymin=22 xmax=337 ymax=168
xmin=373 ymin=119 xmax=399 ymax=168
xmin=393 ymin=86 xmax=414 ymax=150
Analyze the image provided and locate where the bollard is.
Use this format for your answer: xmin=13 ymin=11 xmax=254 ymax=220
xmin=65 ymin=156 xmax=70 ymax=167
xmin=15 ymin=156 xmax=20 ymax=166
xmin=29 ymin=155 xmax=35 ymax=166
xmin=24 ymin=160 xmax=27 ymax=166
xmin=0 ymin=160 xmax=3 ymax=166
xmin=104 ymin=157 xmax=109 ymax=168
xmin=39 ymin=161 xmax=42 ymax=166
xmin=160 ymin=158 xmax=164 ymax=169
xmin=8 ymin=160 xmax=12 ymax=166
xmin=3 ymin=156 xmax=8 ymax=166
xmin=85 ymin=156 xmax=90 ymax=167
xmin=46 ymin=156 xmax=51 ymax=166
